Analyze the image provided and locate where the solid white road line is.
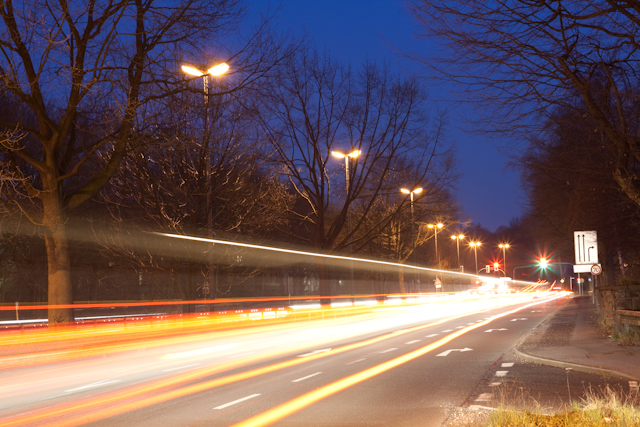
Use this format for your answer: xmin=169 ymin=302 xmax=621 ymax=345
xmin=214 ymin=394 xmax=261 ymax=410
xmin=292 ymin=372 xmax=322 ymax=383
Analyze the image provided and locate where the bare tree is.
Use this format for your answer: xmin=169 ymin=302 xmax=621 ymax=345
xmin=257 ymin=50 xmax=457 ymax=297
xmin=407 ymin=0 xmax=640 ymax=208
xmin=0 ymin=0 xmax=294 ymax=324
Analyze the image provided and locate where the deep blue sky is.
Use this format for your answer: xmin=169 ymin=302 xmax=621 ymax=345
xmin=248 ymin=0 xmax=525 ymax=232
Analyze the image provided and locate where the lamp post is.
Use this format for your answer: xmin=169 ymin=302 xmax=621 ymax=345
xmin=401 ymin=187 xmax=422 ymax=294
xmin=451 ymin=234 xmax=465 ymax=271
xmin=332 ymin=149 xmax=361 ymax=298
xmin=182 ymin=62 xmax=229 ymax=302
xmin=427 ymin=223 xmax=444 ymax=269
xmin=469 ymin=241 xmax=481 ymax=273
xmin=498 ymin=243 xmax=510 ymax=277
xmin=401 ymin=187 xmax=423 ymax=247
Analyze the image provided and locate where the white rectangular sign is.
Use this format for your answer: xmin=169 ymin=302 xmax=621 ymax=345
xmin=574 ymin=230 xmax=598 ymax=265
xmin=573 ymin=264 xmax=593 ymax=274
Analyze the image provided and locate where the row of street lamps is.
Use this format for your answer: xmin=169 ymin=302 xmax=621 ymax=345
xmin=181 ymin=62 xmax=515 ymax=283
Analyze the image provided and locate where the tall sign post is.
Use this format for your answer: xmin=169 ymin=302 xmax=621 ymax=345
xmin=573 ymin=231 xmax=600 ymax=303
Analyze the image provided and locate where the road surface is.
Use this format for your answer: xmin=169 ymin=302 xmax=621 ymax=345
xmin=0 ymin=293 xmax=628 ymax=426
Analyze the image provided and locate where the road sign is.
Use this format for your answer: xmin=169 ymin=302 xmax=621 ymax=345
xmin=574 ymin=231 xmax=598 ymax=265
xmin=434 ymin=277 xmax=442 ymax=288
xmin=590 ymin=264 xmax=602 ymax=275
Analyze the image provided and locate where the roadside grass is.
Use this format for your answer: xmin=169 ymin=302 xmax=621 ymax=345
xmin=486 ymin=386 xmax=640 ymax=427
xmin=611 ymin=329 xmax=640 ymax=347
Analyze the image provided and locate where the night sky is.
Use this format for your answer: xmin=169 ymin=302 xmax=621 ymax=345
xmin=247 ymin=0 xmax=525 ymax=232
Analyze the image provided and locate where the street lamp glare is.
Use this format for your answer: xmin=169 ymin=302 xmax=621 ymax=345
xmin=181 ymin=65 xmax=204 ymax=76
xmin=331 ymin=151 xmax=346 ymax=159
xmin=413 ymin=187 xmax=423 ymax=194
xmin=451 ymin=235 xmax=457 ymax=240
xmin=348 ymin=149 xmax=361 ymax=158
xmin=208 ymin=62 xmax=229 ymax=76
xmin=401 ymin=188 xmax=411 ymax=194
xmin=436 ymin=223 xmax=443 ymax=228
xmin=458 ymin=234 xmax=465 ymax=239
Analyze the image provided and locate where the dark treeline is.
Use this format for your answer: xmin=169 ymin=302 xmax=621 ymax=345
xmin=0 ymin=1 xmax=460 ymax=321
xmin=409 ymin=0 xmax=640 ymax=289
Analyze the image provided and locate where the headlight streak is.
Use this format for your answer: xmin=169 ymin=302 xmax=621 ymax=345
xmin=157 ymin=232 xmax=537 ymax=287
xmin=0 ymin=292 xmax=526 ymax=371
xmin=229 ymin=294 xmax=566 ymax=427
xmin=0 ymin=297 xmax=546 ymax=427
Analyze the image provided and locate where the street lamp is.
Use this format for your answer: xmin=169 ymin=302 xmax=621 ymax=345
xmin=469 ymin=241 xmax=482 ymax=273
xmin=427 ymin=223 xmax=444 ymax=269
xmin=451 ymin=234 xmax=465 ymax=271
xmin=401 ymin=187 xmax=423 ymax=220
xmin=498 ymin=243 xmax=510 ymax=277
xmin=331 ymin=149 xmax=362 ymax=249
xmin=182 ymin=62 xmax=229 ymax=301
xmin=332 ymin=149 xmax=361 ymax=298
xmin=401 ymin=187 xmax=422 ymax=294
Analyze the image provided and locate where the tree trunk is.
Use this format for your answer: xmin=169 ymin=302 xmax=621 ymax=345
xmin=42 ymin=188 xmax=74 ymax=325
xmin=398 ymin=266 xmax=406 ymax=293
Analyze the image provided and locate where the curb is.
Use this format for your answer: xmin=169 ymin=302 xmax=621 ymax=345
xmin=513 ymin=347 xmax=638 ymax=381
xmin=513 ymin=296 xmax=638 ymax=381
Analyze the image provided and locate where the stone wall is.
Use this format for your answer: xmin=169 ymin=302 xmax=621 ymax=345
xmin=597 ymin=284 xmax=640 ymax=334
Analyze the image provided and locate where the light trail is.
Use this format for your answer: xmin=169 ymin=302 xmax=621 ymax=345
xmin=229 ymin=295 xmax=565 ymax=427
xmin=157 ymin=232 xmax=497 ymax=282
xmin=0 ymin=297 xmax=537 ymax=427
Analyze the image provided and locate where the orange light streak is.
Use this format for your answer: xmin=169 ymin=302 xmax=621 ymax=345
xmin=0 ymin=304 xmax=501 ymax=427
xmin=229 ymin=295 xmax=565 ymax=427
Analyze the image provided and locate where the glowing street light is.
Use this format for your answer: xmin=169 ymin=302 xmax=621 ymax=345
xmin=498 ymin=243 xmax=510 ymax=277
xmin=427 ymin=223 xmax=444 ymax=269
xmin=469 ymin=241 xmax=482 ymax=273
xmin=332 ymin=149 xmax=362 ymax=298
xmin=451 ymin=234 xmax=465 ymax=271
xmin=400 ymin=187 xmax=423 ymax=219
xmin=181 ymin=62 xmax=229 ymax=301
xmin=539 ymin=257 xmax=549 ymax=269
xmin=331 ymin=149 xmax=362 ymax=247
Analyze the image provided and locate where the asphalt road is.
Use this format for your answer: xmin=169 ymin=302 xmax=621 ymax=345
xmin=0 ymin=294 xmax=629 ymax=427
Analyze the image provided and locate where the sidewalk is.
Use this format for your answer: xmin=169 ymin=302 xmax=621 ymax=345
xmin=515 ymin=295 xmax=640 ymax=381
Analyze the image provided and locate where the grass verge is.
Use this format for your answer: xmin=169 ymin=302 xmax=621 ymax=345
xmin=486 ymin=386 xmax=640 ymax=426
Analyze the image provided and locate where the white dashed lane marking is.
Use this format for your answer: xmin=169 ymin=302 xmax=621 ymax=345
xmin=405 ymin=340 xmax=421 ymax=344
xmin=347 ymin=358 xmax=366 ymax=365
xmin=214 ymin=394 xmax=261 ymax=409
xmin=501 ymin=363 xmax=514 ymax=368
xmin=65 ymin=379 xmax=121 ymax=393
xmin=425 ymin=334 xmax=438 ymax=338
xmin=495 ymin=371 xmax=508 ymax=377
xmin=163 ymin=364 xmax=200 ymax=372
xmin=475 ymin=392 xmax=493 ymax=402
xmin=292 ymin=372 xmax=322 ymax=383
xmin=379 ymin=348 xmax=397 ymax=354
